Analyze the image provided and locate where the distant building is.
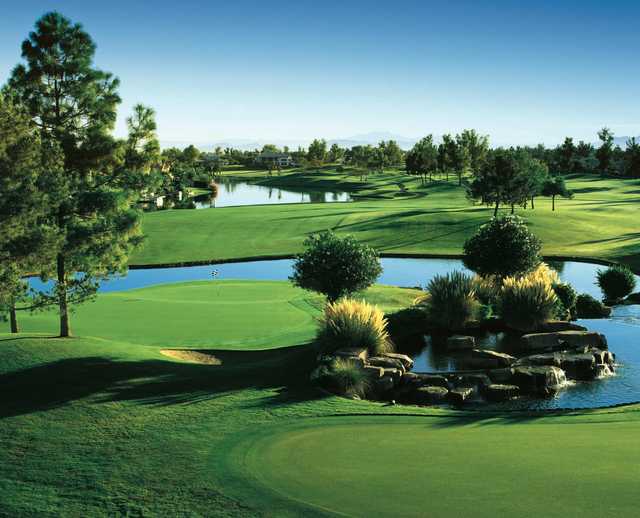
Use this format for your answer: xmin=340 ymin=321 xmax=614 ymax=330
xmin=255 ymin=152 xmax=294 ymax=168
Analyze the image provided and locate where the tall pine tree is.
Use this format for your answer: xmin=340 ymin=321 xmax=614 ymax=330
xmin=6 ymin=12 xmax=145 ymax=337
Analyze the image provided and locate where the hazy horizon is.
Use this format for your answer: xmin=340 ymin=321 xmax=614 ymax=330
xmin=2 ymin=0 xmax=639 ymax=147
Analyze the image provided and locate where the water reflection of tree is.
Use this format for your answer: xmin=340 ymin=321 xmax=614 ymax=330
xmin=308 ymin=191 xmax=326 ymax=203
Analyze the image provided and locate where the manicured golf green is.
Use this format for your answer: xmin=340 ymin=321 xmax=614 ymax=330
xmin=134 ymin=171 xmax=640 ymax=271
xmin=224 ymin=414 xmax=640 ymax=517
xmin=11 ymin=280 xmax=420 ymax=348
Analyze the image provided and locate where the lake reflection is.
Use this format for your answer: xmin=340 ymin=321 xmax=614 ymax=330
xmin=191 ymin=177 xmax=351 ymax=208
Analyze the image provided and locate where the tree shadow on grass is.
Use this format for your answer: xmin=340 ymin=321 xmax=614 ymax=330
xmin=0 ymin=344 xmax=322 ymax=419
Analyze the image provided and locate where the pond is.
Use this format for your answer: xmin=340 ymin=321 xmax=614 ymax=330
xmin=28 ymin=257 xmax=640 ymax=410
xmin=191 ymin=177 xmax=352 ymax=208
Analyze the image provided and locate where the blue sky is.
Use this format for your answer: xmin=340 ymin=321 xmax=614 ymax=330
xmin=1 ymin=0 xmax=639 ymax=146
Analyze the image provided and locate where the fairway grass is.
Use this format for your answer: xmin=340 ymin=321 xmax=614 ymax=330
xmin=134 ymin=172 xmax=640 ymax=271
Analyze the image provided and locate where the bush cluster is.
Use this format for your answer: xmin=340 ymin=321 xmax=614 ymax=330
xmin=290 ymin=231 xmax=382 ymax=302
xmin=463 ymin=215 xmax=542 ymax=279
xmin=316 ymin=298 xmax=392 ymax=355
xmin=596 ymin=265 xmax=636 ymax=303
xmin=575 ymin=294 xmax=611 ymax=318
xmin=421 ymin=271 xmax=479 ymax=331
xmin=311 ymin=358 xmax=371 ymax=399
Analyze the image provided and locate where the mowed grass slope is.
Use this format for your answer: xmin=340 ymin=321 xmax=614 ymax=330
xmin=9 ymin=280 xmax=421 ymax=349
xmin=134 ymin=172 xmax=640 ymax=271
xmin=2 ymin=331 xmax=639 ymax=516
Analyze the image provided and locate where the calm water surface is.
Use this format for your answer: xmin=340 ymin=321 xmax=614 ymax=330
xmin=192 ymin=178 xmax=351 ymax=208
xmin=28 ymin=257 xmax=640 ymax=410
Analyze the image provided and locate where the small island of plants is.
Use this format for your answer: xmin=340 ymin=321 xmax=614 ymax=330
xmin=299 ymin=217 xmax=629 ymax=406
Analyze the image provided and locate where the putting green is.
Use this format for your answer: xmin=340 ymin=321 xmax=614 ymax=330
xmin=230 ymin=415 xmax=640 ymax=517
xmin=10 ymin=280 xmax=421 ymax=349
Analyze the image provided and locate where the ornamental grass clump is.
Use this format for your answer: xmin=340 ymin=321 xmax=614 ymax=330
xmin=422 ymin=271 xmax=480 ymax=331
xmin=317 ymin=298 xmax=392 ymax=355
xmin=311 ymin=357 xmax=371 ymax=399
xmin=499 ymin=269 xmax=559 ymax=332
xmin=596 ymin=265 xmax=637 ymax=303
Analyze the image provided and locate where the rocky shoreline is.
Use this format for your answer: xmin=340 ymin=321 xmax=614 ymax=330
xmin=314 ymin=322 xmax=616 ymax=407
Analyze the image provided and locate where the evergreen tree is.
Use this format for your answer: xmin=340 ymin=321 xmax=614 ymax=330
xmin=6 ymin=12 xmax=145 ymax=337
xmin=0 ymin=96 xmax=62 ymax=332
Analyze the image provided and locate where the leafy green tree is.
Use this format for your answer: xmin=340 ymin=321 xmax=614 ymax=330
xmin=557 ymin=137 xmax=576 ymax=173
xmin=542 ymin=175 xmax=572 ymax=211
xmin=307 ymin=139 xmax=327 ymax=165
xmin=574 ymin=140 xmax=597 ymax=174
xmin=328 ymin=143 xmax=344 ymax=163
xmin=463 ymin=215 xmax=542 ymax=279
xmin=467 ymin=148 xmax=531 ymax=216
xmin=624 ymin=137 xmax=640 ymax=178
xmin=379 ymin=140 xmax=403 ymax=170
xmin=596 ymin=127 xmax=615 ymax=176
xmin=0 ymin=96 xmax=61 ymax=333
xmin=455 ymin=129 xmax=488 ymax=184
xmin=290 ymin=231 xmax=382 ymax=302
xmin=6 ymin=12 xmax=145 ymax=337
xmin=406 ymin=135 xmax=438 ymax=183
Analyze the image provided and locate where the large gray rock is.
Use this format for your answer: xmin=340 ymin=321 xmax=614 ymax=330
xmin=333 ymin=348 xmax=369 ymax=366
xmin=464 ymin=349 xmax=516 ymax=369
xmin=513 ymin=366 xmax=567 ymax=394
xmin=454 ymin=373 xmax=493 ymax=389
xmin=413 ymin=373 xmax=449 ymax=388
xmin=382 ymin=368 xmax=403 ymax=383
xmin=381 ymin=352 xmax=414 ymax=370
xmin=373 ymin=375 xmax=395 ymax=394
xmin=446 ymin=335 xmax=476 ymax=350
xmin=488 ymin=368 xmax=515 ymax=384
xmin=363 ymin=365 xmax=384 ymax=379
xmin=539 ymin=321 xmax=587 ymax=333
xmin=413 ymin=386 xmax=449 ymax=405
xmin=560 ymin=353 xmax=596 ymax=380
xmin=485 ymin=384 xmax=520 ymax=402
xmin=449 ymin=387 xmax=474 ymax=405
xmin=367 ymin=356 xmax=406 ymax=372
xmin=514 ymin=353 xmax=562 ymax=368
xmin=521 ymin=331 xmax=607 ymax=352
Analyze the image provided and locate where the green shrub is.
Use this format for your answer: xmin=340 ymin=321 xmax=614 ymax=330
xmin=575 ymin=294 xmax=611 ymax=318
xmin=552 ymin=282 xmax=578 ymax=318
xmin=290 ymin=231 xmax=382 ymax=302
xmin=311 ymin=358 xmax=371 ymax=398
xmin=317 ymin=298 xmax=392 ymax=355
xmin=463 ymin=215 xmax=542 ymax=278
xmin=385 ymin=306 xmax=429 ymax=348
xmin=499 ymin=275 xmax=558 ymax=331
xmin=422 ymin=271 xmax=480 ymax=331
xmin=596 ymin=265 xmax=637 ymax=303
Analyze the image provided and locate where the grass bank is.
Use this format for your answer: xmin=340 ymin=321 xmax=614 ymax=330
xmin=135 ymin=171 xmax=640 ymax=271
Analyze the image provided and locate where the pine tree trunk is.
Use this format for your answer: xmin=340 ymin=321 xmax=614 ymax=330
xmin=552 ymin=196 xmax=556 ymax=211
xmin=9 ymin=305 xmax=18 ymax=334
xmin=494 ymin=202 xmax=499 ymax=217
xmin=57 ymin=253 xmax=71 ymax=338
xmin=510 ymin=204 xmax=515 ymax=214
xmin=531 ymin=196 xmax=535 ymax=209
